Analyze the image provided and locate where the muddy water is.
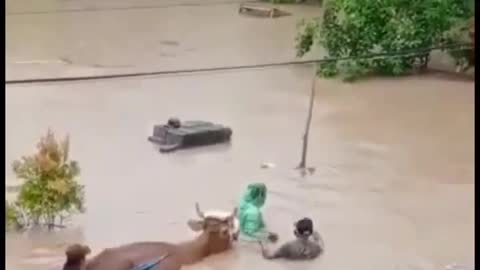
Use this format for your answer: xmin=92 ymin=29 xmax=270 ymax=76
xmin=5 ymin=66 xmax=474 ymax=270
xmin=5 ymin=0 xmax=474 ymax=269
xmin=6 ymin=0 xmax=323 ymax=81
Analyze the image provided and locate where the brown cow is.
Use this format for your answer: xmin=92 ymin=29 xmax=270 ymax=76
xmin=63 ymin=203 xmax=238 ymax=270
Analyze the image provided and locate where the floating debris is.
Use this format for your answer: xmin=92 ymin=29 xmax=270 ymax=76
xmin=238 ymin=3 xmax=289 ymax=18
xmin=148 ymin=118 xmax=232 ymax=153
xmin=445 ymin=263 xmax=474 ymax=270
xmin=260 ymin=162 xmax=276 ymax=169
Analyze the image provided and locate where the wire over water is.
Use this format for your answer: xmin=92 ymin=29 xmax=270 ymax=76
xmin=6 ymin=43 xmax=473 ymax=85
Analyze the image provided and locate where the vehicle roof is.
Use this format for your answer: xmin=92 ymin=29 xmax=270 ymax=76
xmin=168 ymin=121 xmax=228 ymax=135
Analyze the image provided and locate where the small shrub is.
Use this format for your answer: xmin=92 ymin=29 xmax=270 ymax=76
xmin=11 ymin=129 xmax=85 ymax=230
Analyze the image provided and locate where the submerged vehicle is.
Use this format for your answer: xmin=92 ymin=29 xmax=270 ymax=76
xmin=148 ymin=118 xmax=232 ymax=152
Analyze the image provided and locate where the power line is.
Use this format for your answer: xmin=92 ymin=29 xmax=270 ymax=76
xmin=6 ymin=43 xmax=473 ymax=85
xmin=6 ymin=0 xmax=259 ymax=16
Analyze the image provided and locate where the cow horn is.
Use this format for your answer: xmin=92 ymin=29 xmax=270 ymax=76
xmin=229 ymin=207 xmax=238 ymax=219
xmin=195 ymin=202 xmax=205 ymax=219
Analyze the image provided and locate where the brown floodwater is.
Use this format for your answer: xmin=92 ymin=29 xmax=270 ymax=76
xmin=5 ymin=67 xmax=474 ymax=270
xmin=5 ymin=1 xmax=474 ymax=270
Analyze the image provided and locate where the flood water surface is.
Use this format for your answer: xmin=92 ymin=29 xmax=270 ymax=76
xmin=5 ymin=68 xmax=474 ymax=270
xmin=5 ymin=0 xmax=474 ymax=269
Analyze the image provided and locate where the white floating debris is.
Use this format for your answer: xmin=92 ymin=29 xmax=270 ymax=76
xmin=260 ymin=162 xmax=276 ymax=169
xmin=445 ymin=263 xmax=473 ymax=270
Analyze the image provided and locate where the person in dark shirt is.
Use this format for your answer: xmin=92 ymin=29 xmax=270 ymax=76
xmin=258 ymin=217 xmax=324 ymax=260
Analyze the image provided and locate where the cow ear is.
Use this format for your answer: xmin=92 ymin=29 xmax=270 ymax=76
xmin=187 ymin=219 xmax=204 ymax=231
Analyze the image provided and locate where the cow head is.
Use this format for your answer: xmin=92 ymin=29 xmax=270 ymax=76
xmin=187 ymin=203 xmax=239 ymax=253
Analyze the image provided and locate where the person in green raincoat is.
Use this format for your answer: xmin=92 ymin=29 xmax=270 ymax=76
xmin=237 ymin=183 xmax=278 ymax=242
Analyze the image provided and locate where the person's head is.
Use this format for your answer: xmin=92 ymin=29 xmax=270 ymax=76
xmin=294 ymin=217 xmax=313 ymax=238
xmin=241 ymin=183 xmax=267 ymax=207
xmin=63 ymin=244 xmax=91 ymax=270
xmin=187 ymin=203 xmax=238 ymax=254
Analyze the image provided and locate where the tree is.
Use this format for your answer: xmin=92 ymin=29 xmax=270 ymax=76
xmin=296 ymin=0 xmax=472 ymax=80
xmin=9 ymin=130 xmax=85 ymax=230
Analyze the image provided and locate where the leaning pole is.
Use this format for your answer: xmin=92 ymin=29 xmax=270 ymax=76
xmin=297 ymin=71 xmax=316 ymax=171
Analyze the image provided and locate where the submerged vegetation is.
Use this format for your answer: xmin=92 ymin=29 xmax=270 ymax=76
xmin=442 ymin=16 xmax=475 ymax=72
xmin=296 ymin=0 xmax=474 ymax=80
xmin=6 ymin=130 xmax=85 ymax=231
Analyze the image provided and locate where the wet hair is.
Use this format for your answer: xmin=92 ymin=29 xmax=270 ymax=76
xmin=294 ymin=218 xmax=313 ymax=237
xmin=63 ymin=244 xmax=91 ymax=270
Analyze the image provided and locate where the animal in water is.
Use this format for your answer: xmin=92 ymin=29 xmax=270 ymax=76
xmin=62 ymin=203 xmax=238 ymax=270
xmin=258 ymin=217 xmax=324 ymax=260
xmin=63 ymin=244 xmax=91 ymax=270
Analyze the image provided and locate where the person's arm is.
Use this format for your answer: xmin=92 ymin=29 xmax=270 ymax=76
xmin=243 ymin=229 xmax=278 ymax=243
xmin=258 ymin=241 xmax=288 ymax=260
xmin=311 ymin=231 xmax=320 ymax=242
xmin=251 ymin=212 xmax=278 ymax=241
xmin=257 ymin=213 xmax=278 ymax=242
xmin=311 ymin=231 xmax=325 ymax=251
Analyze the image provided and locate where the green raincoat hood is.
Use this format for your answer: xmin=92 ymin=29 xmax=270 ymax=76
xmin=237 ymin=183 xmax=268 ymax=237
xmin=240 ymin=183 xmax=267 ymax=208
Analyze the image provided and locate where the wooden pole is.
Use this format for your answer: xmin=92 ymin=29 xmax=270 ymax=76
xmin=297 ymin=73 xmax=316 ymax=170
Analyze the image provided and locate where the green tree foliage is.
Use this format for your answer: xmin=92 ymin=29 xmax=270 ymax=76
xmin=296 ymin=0 xmax=473 ymax=80
xmin=9 ymin=130 xmax=85 ymax=230
xmin=262 ymin=0 xmax=322 ymax=4
xmin=442 ymin=16 xmax=475 ymax=72
xmin=6 ymin=201 xmax=23 ymax=230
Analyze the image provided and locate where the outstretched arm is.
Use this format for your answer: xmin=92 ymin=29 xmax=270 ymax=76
xmin=245 ymin=230 xmax=278 ymax=243
xmin=312 ymin=231 xmax=320 ymax=242
xmin=311 ymin=231 xmax=325 ymax=251
xmin=258 ymin=241 xmax=288 ymax=260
